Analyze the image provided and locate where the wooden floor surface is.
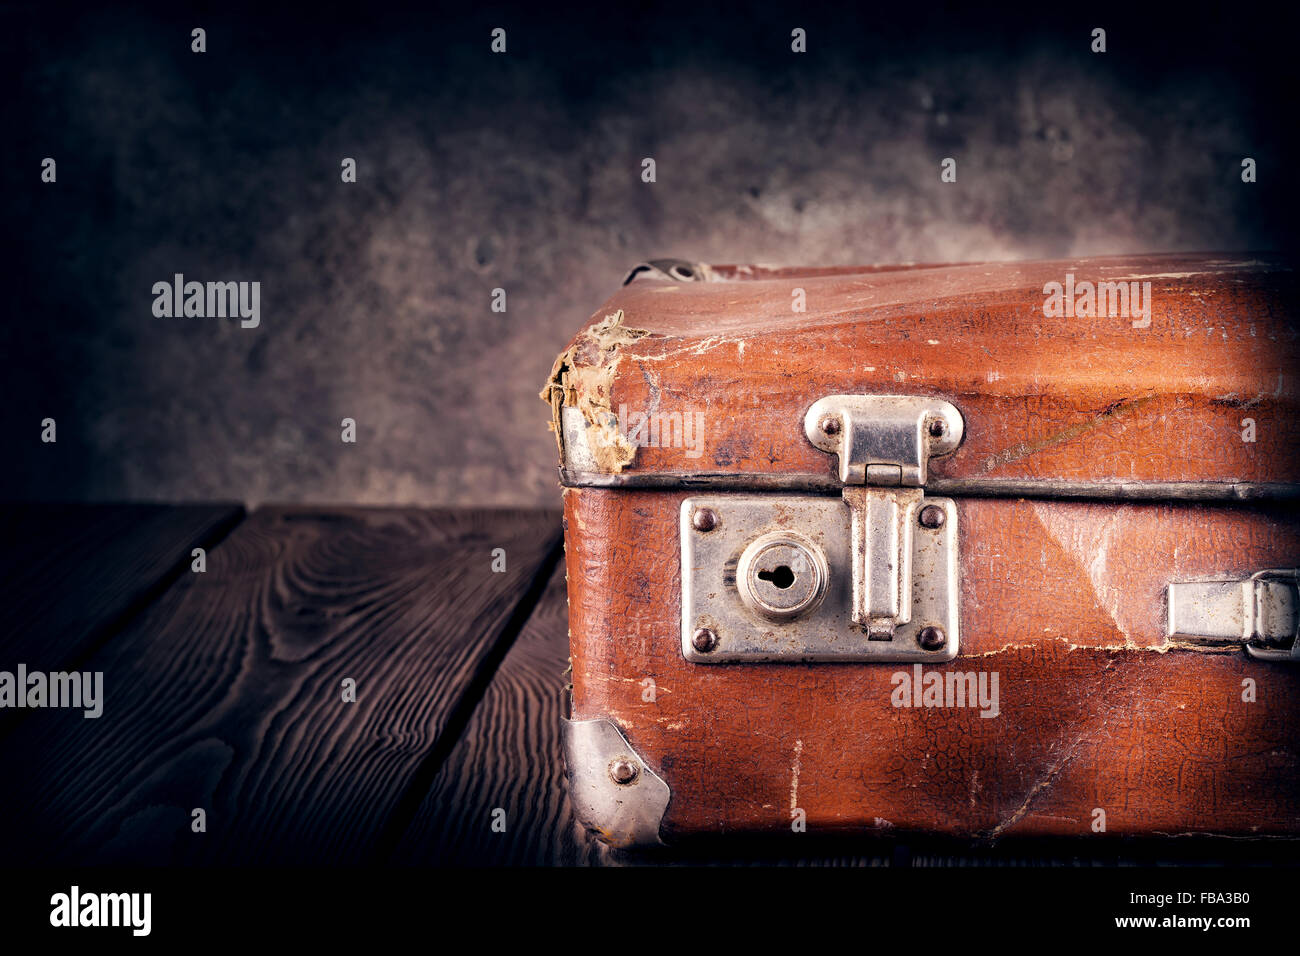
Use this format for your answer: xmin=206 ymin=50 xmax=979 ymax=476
xmin=0 ymin=505 xmax=1283 ymax=867
xmin=0 ymin=505 xmax=565 ymax=865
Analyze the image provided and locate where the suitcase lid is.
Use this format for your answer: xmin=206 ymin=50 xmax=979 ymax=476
xmin=542 ymin=253 xmax=1300 ymax=500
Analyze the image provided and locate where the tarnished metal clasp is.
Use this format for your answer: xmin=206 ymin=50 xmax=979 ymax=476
xmin=811 ymin=394 xmax=963 ymax=642
xmin=680 ymin=396 xmax=965 ymax=661
xmin=847 ymin=486 xmax=921 ymax=639
xmin=622 ymin=258 xmax=711 ymax=285
xmin=804 ymin=395 xmax=964 ymax=486
xmin=1167 ymin=569 xmax=1300 ymax=661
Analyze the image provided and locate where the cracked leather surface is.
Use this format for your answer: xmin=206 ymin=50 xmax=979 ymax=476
xmin=565 ymin=488 xmax=1300 ymax=839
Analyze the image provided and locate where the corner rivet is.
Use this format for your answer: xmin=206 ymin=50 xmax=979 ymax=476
xmin=609 ymin=758 xmax=640 ymax=785
xmin=820 ymin=415 xmax=841 ymax=436
xmin=919 ymin=505 xmax=946 ymax=529
xmin=692 ymin=507 xmax=718 ymax=532
xmin=692 ymin=627 xmax=719 ymax=653
xmin=918 ymin=626 xmax=946 ymax=651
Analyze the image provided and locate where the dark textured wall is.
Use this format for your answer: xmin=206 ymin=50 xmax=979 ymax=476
xmin=4 ymin=2 xmax=1296 ymax=505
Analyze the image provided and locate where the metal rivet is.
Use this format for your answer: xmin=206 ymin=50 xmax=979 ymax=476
xmin=692 ymin=626 xmax=719 ymax=653
xmin=609 ymin=758 xmax=639 ymax=785
xmin=918 ymin=505 xmax=946 ymax=529
xmin=820 ymin=415 xmax=841 ymax=436
xmin=918 ymin=626 xmax=946 ymax=651
xmin=927 ymin=418 xmax=946 ymax=438
xmin=692 ymin=507 xmax=718 ymax=532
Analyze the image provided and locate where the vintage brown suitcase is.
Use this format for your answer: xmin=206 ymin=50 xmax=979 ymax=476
xmin=541 ymin=253 xmax=1300 ymax=848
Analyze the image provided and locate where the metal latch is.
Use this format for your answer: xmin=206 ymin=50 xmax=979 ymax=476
xmin=804 ymin=394 xmax=964 ymax=486
xmin=680 ymin=395 xmax=964 ymax=662
xmin=1167 ymin=569 xmax=1300 ymax=661
xmin=806 ymin=396 xmax=964 ymax=641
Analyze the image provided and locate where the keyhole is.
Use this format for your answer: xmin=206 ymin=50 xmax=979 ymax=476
xmin=758 ymin=565 xmax=795 ymax=589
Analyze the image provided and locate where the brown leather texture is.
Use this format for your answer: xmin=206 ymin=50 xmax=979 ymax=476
xmin=564 ymin=488 xmax=1300 ymax=838
xmin=546 ymin=253 xmax=1300 ymax=484
xmin=552 ymin=255 xmax=1300 ymax=841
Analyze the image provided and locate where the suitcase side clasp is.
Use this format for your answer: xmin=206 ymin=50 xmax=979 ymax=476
xmin=1168 ymin=569 xmax=1300 ymax=661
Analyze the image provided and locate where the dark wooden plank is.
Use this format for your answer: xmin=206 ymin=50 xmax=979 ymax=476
xmin=391 ymin=558 xmax=884 ymax=867
xmin=0 ymin=503 xmax=245 ymax=667
xmin=393 ymin=559 xmax=894 ymax=866
xmin=0 ymin=506 xmax=561 ymax=865
xmin=393 ymin=564 xmax=608 ymax=865
xmin=386 ymin=560 xmax=1028 ymax=867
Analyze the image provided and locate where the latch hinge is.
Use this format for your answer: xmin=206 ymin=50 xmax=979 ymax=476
xmin=1167 ymin=569 xmax=1300 ymax=661
xmin=804 ymin=395 xmax=964 ymax=486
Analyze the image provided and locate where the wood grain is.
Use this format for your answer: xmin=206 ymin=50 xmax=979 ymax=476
xmin=392 ymin=564 xmax=609 ymax=865
xmin=0 ymin=503 xmax=244 ymax=669
xmin=0 ymin=506 xmax=561 ymax=865
xmin=393 ymin=561 xmax=895 ymax=866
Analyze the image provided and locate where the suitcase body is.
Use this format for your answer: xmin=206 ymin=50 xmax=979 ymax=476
xmin=543 ymin=254 xmax=1300 ymax=847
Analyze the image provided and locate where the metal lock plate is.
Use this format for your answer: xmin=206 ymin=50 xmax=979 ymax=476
xmin=681 ymin=493 xmax=959 ymax=662
xmin=681 ymin=394 xmax=964 ymax=663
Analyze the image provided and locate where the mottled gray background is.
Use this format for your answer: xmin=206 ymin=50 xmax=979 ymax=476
xmin=4 ymin=2 xmax=1296 ymax=505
